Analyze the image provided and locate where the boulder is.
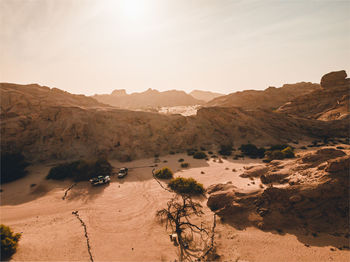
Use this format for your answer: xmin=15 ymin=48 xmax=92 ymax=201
xmin=326 ymin=155 xmax=350 ymax=173
xmin=320 ymin=70 xmax=347 ymax=88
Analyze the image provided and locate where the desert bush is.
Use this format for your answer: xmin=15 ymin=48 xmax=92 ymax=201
xmin=1 ymin=153 xmax=29 ymax=184
xmin=178 ymin=158 xmax=185 ymax=162
xmin=169 ymin=151 xmax=175 ymax=155
xmin=46 ymin=158 xmax=112 ymax=182
xmin=208 ymin=151 xmax=213 ymax=155
xmin=239 ymin=144 xmax=265 ymax=158
xmin=281 ymin=146 xmax=295 ymax=158
xmin=265 ymin=150 xmax=284 ymax=160
xmin=181 ymin=163 xmax=189 ymax=168
xmin=186 ymin=148 xmax=197 ymax=156
xmin=193 ymin=151 xmax=207 ymax=159
xmin=168 ymin=177 xmax=205 ymax=195
xmin=200 ymin=146 xmax=206 ymax=151
xmin=1 ymin=224 xmax=21 ymax=261
xmin=218 ymin=145 xmax=233 ymax=156
xmin=265 ymin=146 xmax=295 ymax=161
xmin=268 ymin=144 xmax=290 ymax=151
xmin=154 ymin=167 xmax=173 ymax=179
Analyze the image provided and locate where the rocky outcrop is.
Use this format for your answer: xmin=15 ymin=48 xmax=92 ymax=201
xmin=93 ymin=89 xmax=205 ymax=109
xmin=207 ymin=149 xmax=350 ymax=233
xmin=321 ymin=70 xmax=347 ymax=88
xmin=277 ymin=70 xmax=350 ymax=120
xmin=206 ymin=82 xmax=319 ymax=110
xmin=1 ymin=83 xmax=349 ymax=162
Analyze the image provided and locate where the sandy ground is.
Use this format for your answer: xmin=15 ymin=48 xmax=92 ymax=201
xmin=1 ymin=153 xmax=349 ymax=261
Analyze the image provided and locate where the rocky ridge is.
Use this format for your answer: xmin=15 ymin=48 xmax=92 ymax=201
xmin=207 ymin=148 xmax=350 ymax=234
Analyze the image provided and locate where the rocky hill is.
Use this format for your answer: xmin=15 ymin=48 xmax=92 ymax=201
xmin=189 ymin=90 xmax=224 ymax=102
xmin=1 ymin=71 xmax=348 ymax=162
xmin=206 ymin=82 xmax=320 ymax=110
xmin=93 ymin=88 xmax=204 ymax=109
xmin=277 ymin=70 xmax=350 ymax=120
xmin=207 ymin=148 xmax=349 ymax=234
xmin=0 ymin=83 xmax=106 ymax=115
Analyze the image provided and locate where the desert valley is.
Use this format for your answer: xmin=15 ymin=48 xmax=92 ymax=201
xmin=1 ymin=70 xmax=349 ymax=261
xmin=1 ymin=1 xmax=350 ymax=261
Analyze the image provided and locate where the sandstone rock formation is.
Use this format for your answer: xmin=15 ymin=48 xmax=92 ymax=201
xmin=1 ymin=72 xmax=349 ymax=162
xmin=205 ymin=82 xmax=320 ymax=110
xmin=277 ymin=70 xmax=350 ymax=120
xmin=207 ymin=149 xmax=350 ymax=234
xmin=93 ymin=88 xmax=204 ymax=109
xmin=320 ymin=70 xmax=347 ymax=88
xmin=189 ymin=90 xmax=224 ymax=102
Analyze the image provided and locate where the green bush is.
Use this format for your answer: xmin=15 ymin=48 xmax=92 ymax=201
xmin=1 ymin=153 xmax=29 ymax=184
xmin=218 ymin=145 xmax=233 ymax=156
xmin=193 ymin=151 xmax=207 ymax=159
xmin=168 ymin=177 xmax=205 ymax=195
xmin=46 ymin=158 xmax=112 ymax=182
xmin=154 ymin=167 xmax=173 ymax=179
xmin=1 ymin=224 xmax=21 ymax=261
xmin=178 ymin=158 xmax=184 ymax=162
xmin=281 ymin=146 xmax=295 ymax=158
xmin=268 ymin=144 xmax=290 ymax=151
xmin=265 ymin=146 xmax=295 ymax=161
xmin=239 ymin=144 xmax=265 ymax=158
xmin=181 ymin=163 xmax=189 ymax=168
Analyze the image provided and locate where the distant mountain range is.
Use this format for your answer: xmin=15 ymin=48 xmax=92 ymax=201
xmin=93 ymin=89 xmax=207 ymax=109
xmin=189 ymin=90 xmax=224 ymax=102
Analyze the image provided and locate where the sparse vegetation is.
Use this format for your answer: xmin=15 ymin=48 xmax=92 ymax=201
xmin=169 ymin=151 xmax=175 ymax=155
xmin=154 ymin=167 xmax=174 ymax=179
xmin=218 ymin=145 xmax=233 ymax=156
xmin=186 ymin=148 xmax=197 ymax=156
xmin=178 ymin=158 xmax=184 ymax=162
xmin=168 ymin=177 xmax=205 ymax=195
xmin=264 ymin=145 xmax=295 ymax=162
xmin=208 ymin=151 xmax=213 ymax=155
xmin=239 ymin=144 xmax=265 ymax=158
xmin=1 ymin=153 xmax=29 ymax=184
xmin=193 ymin=151 xmax=207 ymax=159
xmin=46 ymin=158 xmax=112 ymax=182
xmin=181 ymin=163 xmax=189 ymax=168
xmin=1 ymin=224 xmax=21 ymax=261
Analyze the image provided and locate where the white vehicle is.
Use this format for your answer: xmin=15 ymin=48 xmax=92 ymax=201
xmin=90 ymin=175 xmax=110 ymax=186
xmin=118 ymin=168 xmax=128 ymax=178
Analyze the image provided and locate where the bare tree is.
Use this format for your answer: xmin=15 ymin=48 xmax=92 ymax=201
xmin=153 ymin=169 xmax=217 ymax=261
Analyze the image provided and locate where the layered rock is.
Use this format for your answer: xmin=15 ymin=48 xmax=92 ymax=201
xmin=205 ymin=82 xmax=319 ymax=110
xmin=277 ymin=70 xmax=350 ymax=120
xmin=207 ymin=149 xmax=350 ymax=234
xmin=320 ymin=70 xmax=347 ymax=88
xmin=1 ymin=81 xmax=349 ymax=162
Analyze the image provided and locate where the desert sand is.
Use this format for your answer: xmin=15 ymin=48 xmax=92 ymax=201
xmin=1 ymin=151 xmax=349 ymax=261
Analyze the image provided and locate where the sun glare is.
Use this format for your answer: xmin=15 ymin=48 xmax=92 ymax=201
xmin=121 ymin=0 xmax=147 ymax=20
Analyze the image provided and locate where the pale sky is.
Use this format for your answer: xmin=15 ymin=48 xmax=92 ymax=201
xmin=1 ymin=0 xmax=349 ymax=95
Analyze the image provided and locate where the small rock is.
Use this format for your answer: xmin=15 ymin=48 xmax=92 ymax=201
xmin=289 ymin=194 xmax=302 ymax=203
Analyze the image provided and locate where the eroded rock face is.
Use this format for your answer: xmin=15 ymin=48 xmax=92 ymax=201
xmin=207 ymin=149 xmax=350 ymax=233
xmin=278 ymin=70 xmax=349 ymax=120
xmin=321 ymin=70 xmax=347 ymax=88
xmin=1 ymin=83 xmax=349 ymax=162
